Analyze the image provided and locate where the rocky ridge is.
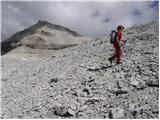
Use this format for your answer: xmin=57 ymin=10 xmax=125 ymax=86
xmin=1 ymin=20 xmax=89 ymax=55
xmin=1 ymin=21 xmax=159 ymax=119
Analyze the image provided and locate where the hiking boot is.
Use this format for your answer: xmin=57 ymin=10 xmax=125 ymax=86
xmin=116 ymin=62 xmax=122 ymax=65
xmin=108 ymin=57 xmax=113 ymax=64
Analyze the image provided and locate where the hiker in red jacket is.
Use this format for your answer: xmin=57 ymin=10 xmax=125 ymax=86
xmin=108 ymin=25 xmax=126 ymax=64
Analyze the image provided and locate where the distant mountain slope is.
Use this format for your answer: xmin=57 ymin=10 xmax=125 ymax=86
xmin=1 ymin=20 xmax=89 ymax=55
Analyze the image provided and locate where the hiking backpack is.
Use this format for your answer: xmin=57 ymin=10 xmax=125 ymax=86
xmin=110 ymin=30 xmax=116 ymax=44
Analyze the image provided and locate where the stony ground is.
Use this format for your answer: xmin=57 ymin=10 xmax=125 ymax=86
xmin=1 ymin=21 xmax=159 ymax=119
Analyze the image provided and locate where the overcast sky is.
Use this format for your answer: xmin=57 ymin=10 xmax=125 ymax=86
xmin=1 ymin=0 xmax=159 ymax=40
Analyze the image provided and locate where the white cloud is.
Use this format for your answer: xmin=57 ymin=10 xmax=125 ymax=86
xmin=1 ymin=1 xmax=158 ymax=40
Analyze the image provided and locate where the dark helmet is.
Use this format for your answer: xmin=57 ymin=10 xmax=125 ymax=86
xmin=117 ymin=25 xmax=125 ymax=30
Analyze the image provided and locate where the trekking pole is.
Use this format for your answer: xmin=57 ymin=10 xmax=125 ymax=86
xmin=120 ymin=41 xmax=126 ymax=53
xmin=120 ymin=40 xmax=127 ymax=49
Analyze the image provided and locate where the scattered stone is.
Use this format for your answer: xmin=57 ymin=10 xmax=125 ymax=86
xmin=143 ymin=52 xmax=153 ymax=55
xmin=116 ymin=81 xmax=121 ymax=89
xmin=129 ymin=103 xmax=136 ymax=111
xmin=88 ymin=79 xmax=95 ymax=83
xmin=136 ymin=85 xmax=147 ymax=90
xmin=108 ymin=107 xmax=124 ymax=119
xmin=50 ymin=78 xmax=59 ymax=83
xmin=113 ymin=89 xmax=128 ymax=96
xmin=130 ymin=79 xmax=147 ymax=90
xmin=32 ymin=73 xmax=36 ymax=76
xmin=54 ymin=104 xmax=68 ymax=116
xmin=130 ymin=80 xmax=139 ymax=87
xmin=87 ymin=67 xmax=99 ymax=72
xmin=84 ymin=98 xmax=100 ymax=106
xmin=152 ymin=110 xmax=159 ymax=114
xmin=54 ymin=104 xmax=77 ymax=117
xmin=1 ymin=78 xmax=7 ymax=81
xmin=82 ymin=88 xmax=90 ymax=95
xmin=79 ymin=105 xmax=88 ymax=111
xmin=69 ymin=102 xmax=77 ymax=111
xmin=145 ymin=81 xmax=159 ymax=87
xmin=33 ymin=108 xmax=39 ymax=112
xmin=128 ymin=104 xmax=138 ymax=116
xmin=68 ymin=107 xmax=76 ymax=116
xmin=71 ymin=91 xmax=78 ymax=97
xmin=99 ymin=41 xmax=103 ymax=44
xmin=132 ymin=110 xmax=137 ymax=116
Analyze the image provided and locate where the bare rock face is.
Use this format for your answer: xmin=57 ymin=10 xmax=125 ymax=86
xmin=1 ymin=21 xmax=159 ymax=119
xmin=1 ymin=20 xmax=90 ymax=56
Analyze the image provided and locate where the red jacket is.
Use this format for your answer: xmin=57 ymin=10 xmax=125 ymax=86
xmin=114 ymin=31 xmax=122 ymax=46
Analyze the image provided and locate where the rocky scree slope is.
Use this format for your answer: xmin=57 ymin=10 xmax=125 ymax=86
xmin=1 ymin=21 xmax=159 ymax=119
xmin=1 ymin=20 xmax=89 ymax=55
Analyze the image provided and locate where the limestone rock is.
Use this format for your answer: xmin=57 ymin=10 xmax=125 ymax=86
xmin=130 ymin=80 xmax=139 ymax=87
xmin=54 ymin=104 xmax=68 ymax=116
xmin=108 ymin=107 xmax=124 ymax=119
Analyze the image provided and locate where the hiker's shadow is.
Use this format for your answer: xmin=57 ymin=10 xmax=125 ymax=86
xmin=87 ymin=65 xmax=113 ymax=72
xmin=100 ymin=65 xmax=113 ymax=70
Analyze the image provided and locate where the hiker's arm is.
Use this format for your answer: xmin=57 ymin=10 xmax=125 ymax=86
xmin=121 ymin=39 xmax=127 ymax=42
xmin=120 ymin=40 xmax=127 ymax=46
xmin=121 ymin=40 xmax=127 ymax=44
xmin=121 ymin=39 xmax=125 ymax=42
xmin=115 ymin=36 xmax=120 ymax=45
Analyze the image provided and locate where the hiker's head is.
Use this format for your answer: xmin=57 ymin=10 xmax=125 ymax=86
xmin=117 ymin=25 xmax=125 ymax=32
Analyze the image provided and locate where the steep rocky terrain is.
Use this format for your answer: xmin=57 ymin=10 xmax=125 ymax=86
xmin=1 ymin=20 xmax=89 ymax=57
xmin=1 ymin=21 xmax=159 ymax=119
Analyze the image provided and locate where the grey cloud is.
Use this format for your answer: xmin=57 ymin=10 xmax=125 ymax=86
xmin=92 ymin=11 xmax=100 ymax=17
xmin=1 ymin=1 xmax=159 ymax=40
xmin=103 ymin=18 xmax=111 ymax=23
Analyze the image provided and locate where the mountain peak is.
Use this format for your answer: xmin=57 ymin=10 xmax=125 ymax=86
xmin=35 ymin=20 xmax=83 ymax=37
xmin=1 ymin=20 xmax=88 ymax=55
xmin=37 ymin=20 xmax=54 ymax=26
